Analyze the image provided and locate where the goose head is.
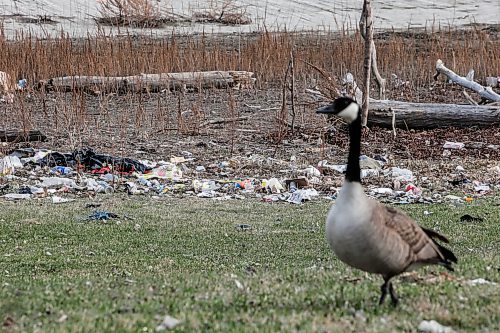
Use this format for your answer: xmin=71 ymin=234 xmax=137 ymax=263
xmin=316 ymin=96 xmax=360 ymax=124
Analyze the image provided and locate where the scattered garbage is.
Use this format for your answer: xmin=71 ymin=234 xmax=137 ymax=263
xmin=0 ymin=156 xmax=23 ymax=176
xmin=0 ymin=147 xmax=498 ymax=205
xmin=466 ymin=278 xmax=496 ymax=286
xmin=443 ymin=141 xmax=465 ymax=150
xmin=473 ymin=182 xmax=490 ymax=193
xmin=3 ymin=193 xmax=31 ymax=200
xmin=86 ymin=211 xmax=119 ymax=221
xmin=236 ymin=224 xmax=252 ymax=231
xmin=52 ymin=196 xmax=75 ymax=204
xmin=418 ymin=320 xmax=456 ymax=333
xmin=459 ymin=214 xmax=484 ymax=223
xmin=389 ymin=167 xmax=414 ymax=182
xmin=155 ymin=315 xmax=181 ymax=331
xmin=40 ymin=177 xmax=78 ymax=189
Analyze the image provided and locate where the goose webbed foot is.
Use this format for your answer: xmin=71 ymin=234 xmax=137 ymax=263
xmin=379 ymin=278 xmax=399 ymax=306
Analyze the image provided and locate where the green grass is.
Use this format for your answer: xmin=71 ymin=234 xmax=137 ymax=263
xmin=0 ymin=196 xmax=499 ymax=332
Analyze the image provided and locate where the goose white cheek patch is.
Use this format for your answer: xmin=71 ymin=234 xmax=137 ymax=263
xmin=337 ymin=102 xmax=359 ymax=123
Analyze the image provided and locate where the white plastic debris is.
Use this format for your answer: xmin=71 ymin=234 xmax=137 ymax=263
xmin=361 ymin=169 xmax=379 ymax=178
xmin=3 ymin=193 xmax=32 ymax=200
xmin=143 ymin=163 xmax=183 ymax=180
xmin=51 ymin=196 xmax=74 ymax=204
xmin=443 ymin=141 xmax=465 ymax=149
xmin=466 ymin=278 xmax=497 ymax=286
xmin=372 ymin=188 xmax=394 ymax=195
xmin=40 ymin=177 xmax=78 ymax=189
xmin=473 ymin=184 xmax=490 ymax=192
xmin=155 ymin=315 xmax=181 ymax=331
xmin=444 ymin=195 xmax=463 ymax=201
xmin=264 ymin=178 xmax=284 ymax=194
xmin=286 ymin=188 xmax=318 ymax=204
xmin=389 ymin=167 xmax=414 ymax=182
xmin=418 ymin=320 xmax=456 ymax=333
xmin=303 ymin=166 xmax=321 ymax=178
xmin=359 ymin=155 xmax=382 ymax=169
xmin=0 ymin=156 xmax=23 ymax=176
xmin=234 ymin=279 xmax=244 ymax=290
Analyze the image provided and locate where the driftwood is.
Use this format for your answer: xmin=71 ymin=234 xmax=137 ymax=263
xmin=0 ymin=130 xmax=47 ymax=142
xmin=42 ymin=71 xmax=256 ymax=94
xmin=434 ymin=60 xmax=500 ymax=102
xmin=367 ymin=100 xmax=500 ymax=129
xmin=0 ymin=71 xmax=14 ymax=103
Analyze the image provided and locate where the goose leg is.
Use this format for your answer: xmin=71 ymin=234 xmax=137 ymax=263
xmin=388 ymin=281 xmax=399 ymax=306
xmin=379 ymin=277 xmax=399 ymax=306
xmin=378 ymin=279 xmax=389 ymax=305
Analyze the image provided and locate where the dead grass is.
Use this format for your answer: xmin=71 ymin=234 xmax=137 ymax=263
xmin=0 ymin=26 xmax=498 ymax=152
xmin=0 ymin=27 xmax=498 ymax=90
xmin=96 ymin=0 xmax=164 ymax=28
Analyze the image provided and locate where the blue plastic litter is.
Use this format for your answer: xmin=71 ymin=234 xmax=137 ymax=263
xmin=87 ymin=211 xmax=119 ymax=221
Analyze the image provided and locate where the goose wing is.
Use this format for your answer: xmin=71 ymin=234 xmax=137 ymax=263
xmin=373 ymin=203 xmax=457 ymax=272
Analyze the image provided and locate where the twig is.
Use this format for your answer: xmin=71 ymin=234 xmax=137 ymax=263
xmin=391 ymin=109 xmax=397 ymax=138
xmin=463 ymin=90 xmax=478 ymax=105
xmin=200 ymin=116 xmax=248 ymax=127
xmin=289 ymin=50 xmax=296 ymax=133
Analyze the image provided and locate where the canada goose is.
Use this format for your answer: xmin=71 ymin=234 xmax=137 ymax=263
xmin=317 ymin=97 xmax=457 ymax=306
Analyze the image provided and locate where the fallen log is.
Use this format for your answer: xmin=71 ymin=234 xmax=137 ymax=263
xmin=367 ymin=100 xmax=500 ymax=129
xmin=0 ymin=130 xmax=47 ymax=142
xmin=42 ymin=71 xmax=256 ymax=94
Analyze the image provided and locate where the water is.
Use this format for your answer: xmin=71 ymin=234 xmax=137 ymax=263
xmin=0 ymin=0 xmax=498 ymax=39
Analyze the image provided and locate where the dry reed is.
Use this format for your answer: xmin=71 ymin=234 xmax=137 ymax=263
xmin=0 ymin=25 xmax=498 ymax=154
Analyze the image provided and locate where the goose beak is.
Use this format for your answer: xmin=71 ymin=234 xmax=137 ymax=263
xmin=315 ymin=104 xmax=335 ymax=115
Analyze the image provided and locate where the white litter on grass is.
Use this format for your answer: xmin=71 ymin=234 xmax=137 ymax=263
xmin=444 ymin=195 xmax=463 ymax=201
xmin=51 ymin=196 xmax=74 ymax=204
xmin=466 ymin=278 xmax=497 ymax=286
xmin=388 ymin=167 xmax=414 ymax=182
xmin=234 ymin=279 xmax=244 ymax=290
xmin=361 ymin=169 xmax=379 ymax=178
xmin=0 ymin=156 xmax=23 ymax=175
xmin=40 ymin=177 xmax=78 ymax=189
xmin=302 ymin=165 xmax=321 ymax=178
xmin=156 ymin=315 xmax=181 ymax=331
xmin=473 ymin=184 xmax=490 ymax=192
xmin=418 ymin=320 xmax=456 ymax=333
xmin=3 ymin=193 xmax=32 ymax=200
xmin=372 ymin=187 xmax=393 ymax=195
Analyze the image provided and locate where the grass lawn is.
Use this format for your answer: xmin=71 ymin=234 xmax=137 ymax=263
xmin=0 ymin=195 xmax=498 ymax=332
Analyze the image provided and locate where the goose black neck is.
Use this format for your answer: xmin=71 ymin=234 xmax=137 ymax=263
xmin=345 ymin=116 xmax=362 ymax=183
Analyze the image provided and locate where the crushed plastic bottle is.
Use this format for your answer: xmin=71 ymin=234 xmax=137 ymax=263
xmin=50 ymin=166 xmax=73 ymax=175
xmin=40 ymin=177 xmax=78 ymax=189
